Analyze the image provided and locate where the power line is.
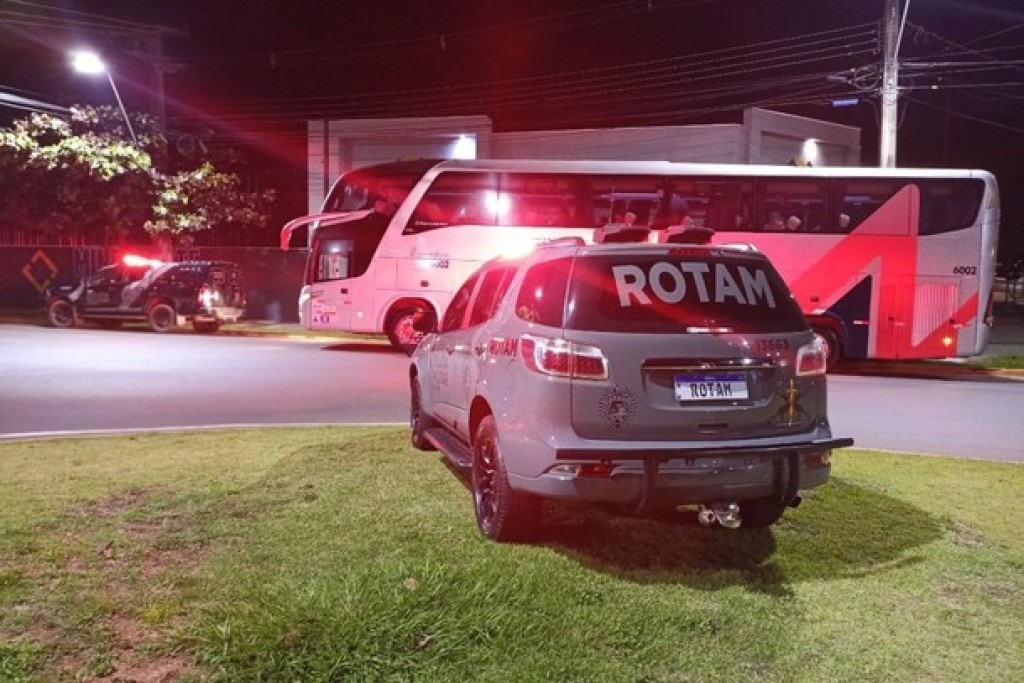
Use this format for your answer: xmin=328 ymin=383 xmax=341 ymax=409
xmin=181 ymin=0 xmax=728 ymax=69
xmin=211 ymin=25 xmax=876 ymax=120
xmin=0 ymin=87 xmax=70 ymax=114
xmin=903 ymin=92 xmax=1024 ymax=135
xmin=0 ymin=0 xmax=173 ymax=34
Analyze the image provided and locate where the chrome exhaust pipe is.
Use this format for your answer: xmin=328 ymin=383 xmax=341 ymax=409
xmin=697 ymin=503 xmax=742 ymax=529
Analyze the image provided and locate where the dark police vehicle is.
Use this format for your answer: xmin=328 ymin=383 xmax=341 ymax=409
xmin=46 ymin=255 xmax=245 ymax=333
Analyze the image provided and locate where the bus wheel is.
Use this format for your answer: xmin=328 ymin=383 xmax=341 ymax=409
xmin=812 ymin=325 xmax=842 ymax=370
xmin=387 ymin=306 xmax=428 ymax=355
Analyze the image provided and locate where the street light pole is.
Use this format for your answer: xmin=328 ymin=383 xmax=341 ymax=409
xmin=70 ymin=50 xmax=138 ymax=147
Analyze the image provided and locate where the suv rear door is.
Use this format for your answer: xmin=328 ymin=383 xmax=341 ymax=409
xmin=447 ymin=264 xmax=518 ymax=433
xmin=563 ymin=246 xmax=820 ymax=442
xmin=205 ymin=262 xmax=246 ymax=310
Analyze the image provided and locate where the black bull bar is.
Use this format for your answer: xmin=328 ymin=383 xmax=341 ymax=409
xmin=555 ymin=437 xmax=855 ymax=515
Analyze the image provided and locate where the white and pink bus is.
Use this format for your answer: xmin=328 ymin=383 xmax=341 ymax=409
xmin=280 ymin=158 xmax=999 ymax=363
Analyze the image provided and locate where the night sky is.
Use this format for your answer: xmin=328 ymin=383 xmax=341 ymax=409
xmin=2 ymin=0 xmax=1023 ymax=256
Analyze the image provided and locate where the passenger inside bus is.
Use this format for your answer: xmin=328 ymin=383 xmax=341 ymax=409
xmin=594 ymin=209 xmax=650 ymax=243
xmin=765 ymin=211 xmax=785 ymax=231
xmin=671 ymin=226 xmax=716 ymax=244
xmin=664 ymin=222 xmax=715 ymax=244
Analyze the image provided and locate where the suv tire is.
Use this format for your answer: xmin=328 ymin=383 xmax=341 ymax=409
xmin=193 ymin=320 xmax=220 ymax=334
xmin=812 ymin=324 xmax=842 ymax=370
xmin=147 ymin=302 xmax=176 ymax=333
xmin=740 ymin=498 xmax=787 ymax=528
xmin=410 ymin=377 xmax=438 ymax=451
xmin=47 ymin=299 xmax=75 ymax=328
xmin=472 ymin=415 xmax=539 ymax=542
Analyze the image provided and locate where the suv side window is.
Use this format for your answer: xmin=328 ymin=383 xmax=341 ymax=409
xmin=88 ymin=265 xmax=120 ymax=287
xmin=515 ymin=257 xmax=572 ymax=326
xmin=468 ymin=266 xmax=516 ymax=327
xmin=440 ymin=272 xmax=481 ymax=332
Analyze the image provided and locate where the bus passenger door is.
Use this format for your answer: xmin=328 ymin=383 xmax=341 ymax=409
xmin=307 ymin=240 xmax=354 ymax=331
xmin=307 ymin=283 xmax=354 ymax=332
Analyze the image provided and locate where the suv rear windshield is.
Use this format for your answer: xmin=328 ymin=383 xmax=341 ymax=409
xmin=517 ymin=252 xmax=807 ymax=333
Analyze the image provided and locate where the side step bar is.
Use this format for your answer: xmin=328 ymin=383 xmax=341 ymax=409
xmin=424 ymin=427 xmax=473 ymax=471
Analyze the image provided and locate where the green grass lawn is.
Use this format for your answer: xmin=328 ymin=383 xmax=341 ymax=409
xmin=1 ymin=427 xmax=1022 ymax=682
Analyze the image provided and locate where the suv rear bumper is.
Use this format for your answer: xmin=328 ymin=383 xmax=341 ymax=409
xmin=195 ymin=305 xmax=245 ymax=323
xmin=554 ymin=438 xmax=853 ymax=461
xmin=507 ymin=437 xmax=852 ymax=506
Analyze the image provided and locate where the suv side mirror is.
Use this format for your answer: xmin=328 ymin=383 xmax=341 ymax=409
xmin=412 ymin=310 xmax=437 ymax=333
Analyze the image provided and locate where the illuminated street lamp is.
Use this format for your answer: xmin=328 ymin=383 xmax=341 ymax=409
xmin=70 ymin=49 xmax=138 ymax=146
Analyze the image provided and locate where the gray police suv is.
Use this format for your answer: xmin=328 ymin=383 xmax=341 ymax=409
xmin=410 ymin=239 xmax=852 ymax=542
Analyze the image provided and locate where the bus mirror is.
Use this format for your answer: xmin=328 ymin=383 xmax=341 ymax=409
xmin=412 ymin=310 xmax=437 ymax=333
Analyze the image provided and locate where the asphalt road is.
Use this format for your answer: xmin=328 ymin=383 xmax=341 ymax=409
xmin=827 ymin=373 xmax=1023 ymax=461
xmin=2 ymin=324 xmax=1022 ymax=461
xmin=1 ymin=325 xmax=411 ymax=436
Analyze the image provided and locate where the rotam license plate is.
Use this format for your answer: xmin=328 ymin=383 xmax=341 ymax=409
xmin=674 ymin=373 xmax=749 ymax=401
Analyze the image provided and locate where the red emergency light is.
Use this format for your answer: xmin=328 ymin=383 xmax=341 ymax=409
xmin=121 ymin=254 xmax=163 ymax=269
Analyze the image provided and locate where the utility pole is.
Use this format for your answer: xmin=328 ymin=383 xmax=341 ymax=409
xmin=879 ymin=0 xmax=907 ymax=168
xmin=145 ymin=34 xmax=167 ymax=129
xmin=131 ymin=30 xmax=181 ymax=132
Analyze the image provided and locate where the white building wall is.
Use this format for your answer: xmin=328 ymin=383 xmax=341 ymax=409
xmin=306 ymin=108 xmax=862 ymax=211
xmin=306 ymin=115 xmax=493 ymax=212
xmin=491 ymin=125 xmax=746 ymax=163
xmin=742 ymin=108 xmax=861 ymax=166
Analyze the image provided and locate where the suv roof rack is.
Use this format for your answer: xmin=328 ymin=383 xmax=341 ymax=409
xmin=538 ymin=236 xmax=586 ymax=249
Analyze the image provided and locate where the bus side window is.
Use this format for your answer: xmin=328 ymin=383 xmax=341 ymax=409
xmin=762 ymin=180 xmax=828 ymax=233
xmin=666 ymin=178 xmax=754 ymax=233
xmin=917 ymin=179 xmax=986 ymax=235
xmin=403 ymin=200 xmax=444 ymax=234
xmin=498 ymin=173 xmax=580 ymax=227
xmin=833 ymin=180 xmax=904 ymax=233
xmin=589 ymin=176 xmax=662 ymax=229
xmin=403 ymin=172 xmax=498 ymax=234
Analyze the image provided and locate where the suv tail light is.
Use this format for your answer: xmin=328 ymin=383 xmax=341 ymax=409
xmin=796 ymin=335 xmax=828 ymax=376
xmin=198 ymin=285 xmax=218 ymax=308
xmin=520 ymin=335 xmax=608 ymax=380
